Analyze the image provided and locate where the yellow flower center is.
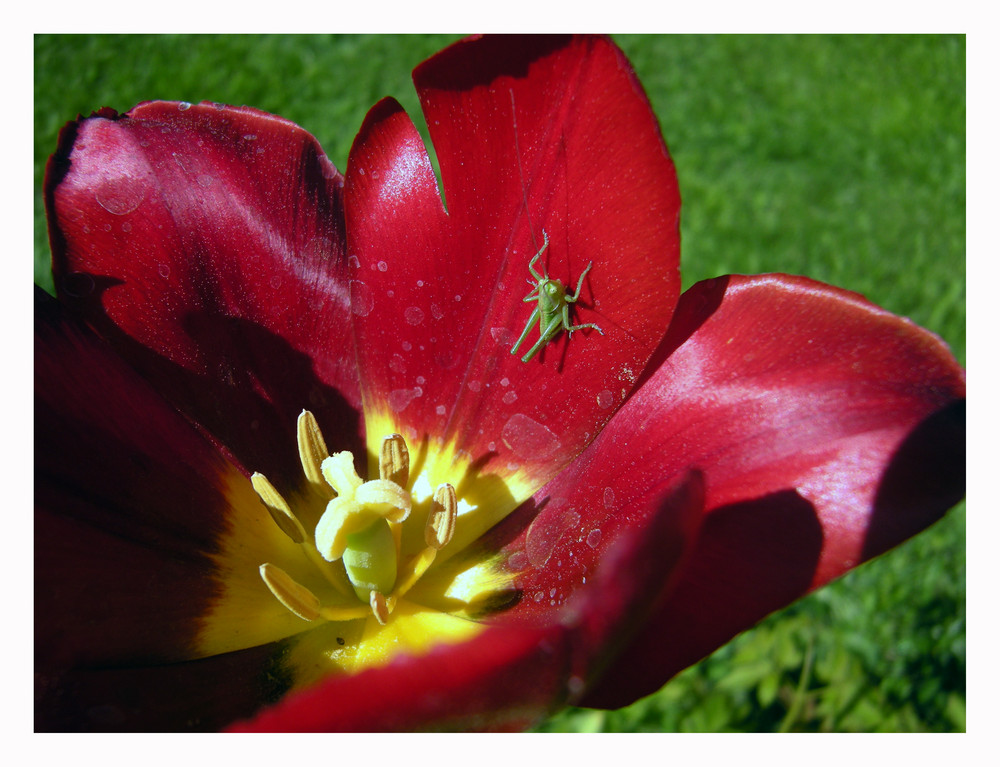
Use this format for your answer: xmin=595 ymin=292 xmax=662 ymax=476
xmin=253 ymin=412 xmax=459 ymax=627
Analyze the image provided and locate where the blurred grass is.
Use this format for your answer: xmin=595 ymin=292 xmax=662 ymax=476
xmin=34 ymin=35 xmax=965 ymax=732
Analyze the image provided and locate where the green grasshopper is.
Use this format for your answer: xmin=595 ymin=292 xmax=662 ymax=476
xmin=510 ymin=230 xmax=604 ymax=363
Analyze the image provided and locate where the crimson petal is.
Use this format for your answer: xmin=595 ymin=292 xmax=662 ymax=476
xmin=45 ymin=102 xmax=360 ymax=494
xmin=579 ymin=273 xmax=965 ymax=707
xmin=345 ymin=35 xmax=680 ymax=489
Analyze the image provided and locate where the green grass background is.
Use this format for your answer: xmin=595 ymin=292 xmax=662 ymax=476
xmin=34 ymin=34 xmax=966 ymax=732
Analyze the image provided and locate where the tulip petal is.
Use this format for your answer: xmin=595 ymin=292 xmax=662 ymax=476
xmin=575 ymin=273 xmax=965 ymax=707
xmin=230 ymin=472 xmax=704 ymax=731
xmin=45 ymin=101 xmax=361 ymax=495
xmin=35 ymin=288 xmax=314 ymax=682
xmin=36 ymin=642 xmax=285 ymax=732
xmin=346 ymin=35 xmax=680 ymax=509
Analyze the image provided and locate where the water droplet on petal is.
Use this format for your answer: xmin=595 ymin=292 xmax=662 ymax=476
xmin=597 ymin=389 xmax=615 ymax=409
xmin=389 ymin=354 xmax=406 ymax=374
xmin=349 ymin=280 xmax=374 ymax=316
xmin=501 ymin=414 xmax=561 ymax=460
xmin=586 ymin=529 xmax=602 ymax=548
xmin=490 ymin=327 xmax=515 ymax=347
xmin=502 ymin=390 xmax=518 ymax=405
xmin=404 ymin=306 xmax=424 ymax=325
xmin=525 ymin=505 xmax=576 ymax=567
xmin=603 ymin=487 xmax=615 ymax=509
xmin=95 ymin=175 xmax=145 ymax=215
xmin=388 ymin=388 xmax=421 ymax=413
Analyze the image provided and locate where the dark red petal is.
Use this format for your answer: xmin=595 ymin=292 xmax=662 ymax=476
xmin=36 ymin=288 xmax=231 ymax=669
xmin=36 ymin=642 xmax=284 ymax=732
xmin=578 ymin=273 xmax=965 ymax=707
xmin=345 ymin=35 xmax=680 ymax=490
xmin=231 ymin=473 xmax=703 ymax=731
xmin=46 ymin=102 xmax=360 ymax=493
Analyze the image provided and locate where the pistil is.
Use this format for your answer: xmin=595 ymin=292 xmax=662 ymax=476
xmin=253 ymin=412 xmax=460 ymax=627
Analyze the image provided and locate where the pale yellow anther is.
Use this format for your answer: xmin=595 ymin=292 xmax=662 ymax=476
xmin=426 ymin=483 xmax=457 ymax=549
xmin=379 ymin=433 xmax=410 ymax=487
xmin=251 ymin=472 xmax=306 ymax=544
xmin=297 ymin=410 xmax=331 ymax=492
xmin=259 ymin=563 xmax=320 ymax=622
xmin=370 ymin=590 xmax=390 ymax=625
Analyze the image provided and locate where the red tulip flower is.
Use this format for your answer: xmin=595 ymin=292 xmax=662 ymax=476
xmin=35 ymin=35 xmax=965 ymax=731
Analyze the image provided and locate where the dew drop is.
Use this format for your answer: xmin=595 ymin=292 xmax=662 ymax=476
xmin=586 ymin=529 xmax=602 ymax=548
xmin=197 ymin=174 xmax=214 ymax=187
xmin=454 ymin=294 xmax=462 ymax=302
xmin=178 ymin=101 xmax=191 ymax=111
xmin=157 ymin=263 xmax=170 ymax=279
xmin=501 ymin=413 xmax=561 ymax=460
xmin=507 ymin=551 xmax=528 ymax=571
xmin=435 ymin=405 xmax=446 ymax=416
xmin=389 ymin=354 xmax=406 ymax=374
xmin=404 ymin=306 xmax=425 ymax=325
xmin=377 ymin=260 xmax=388 ymax=272
xmin=468 ymin=380 xmax=482 ymax=393
xmin=430 ymin=303 xmax=444 ymax=320
xmin=388 ymin=388 xmax=421 ymax=413
xmin=490 ymin=327 xmax=515 ymax=347
xmin=349 ymin=280 xmax=374 ymax=317
xmin=502 ymin=390 xmax=518 ymax=405
xmin=347 ymin=255 xmax=361 ymax=269
xmin=500 ymin=377 xmax=510 ymax=387
xmin=416 ymin=375 xmax=426 ymax=385
xmin=95 ymin=175 xmax=146 ymax=215
xmin=525 ymin=506 xmax=577 ymax=567
xmin=402 ymin=341 xmax=412 ymax=352
xmin=597 ymin=389 xmax=615 ymax=409
xmin=603 ymin=487 xmax=615 ymax=510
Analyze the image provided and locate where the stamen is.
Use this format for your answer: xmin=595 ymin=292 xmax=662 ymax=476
xmin=259 ymin=563 xmax=320 ymax=621
xmin=251 ymin=473 xmax=306 ymax=544
xmin=426 ymin=483 xmax=457 ymax=549
xmin=387 ymin=547 xmax=437 ymax=611
xmin=370 ymin=590 xmax=390 ymax=625
xmin=379 ymin=433 xmax=410 ymax=487
xmin=297 ymin=410 xmax=332 ymax=493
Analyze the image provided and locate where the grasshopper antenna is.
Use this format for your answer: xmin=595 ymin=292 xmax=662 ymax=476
xmin=509 ymin=89 xmax=540 ymax=255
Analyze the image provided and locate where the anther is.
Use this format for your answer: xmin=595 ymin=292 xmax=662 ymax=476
xmin=379 ymin=433 xmax=410 ymax=487
xmin=298 ymin=410 xmax=332 ymax=493
xmin=259 ymin=563 xmax=320 ymax=621
xmin=370 ymin=590 xmax=390 ymax=625
xmin=426 ymin=483 xmax=457 ymax=549
xmin=251 ymin=473 xmax=306 ymax=544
